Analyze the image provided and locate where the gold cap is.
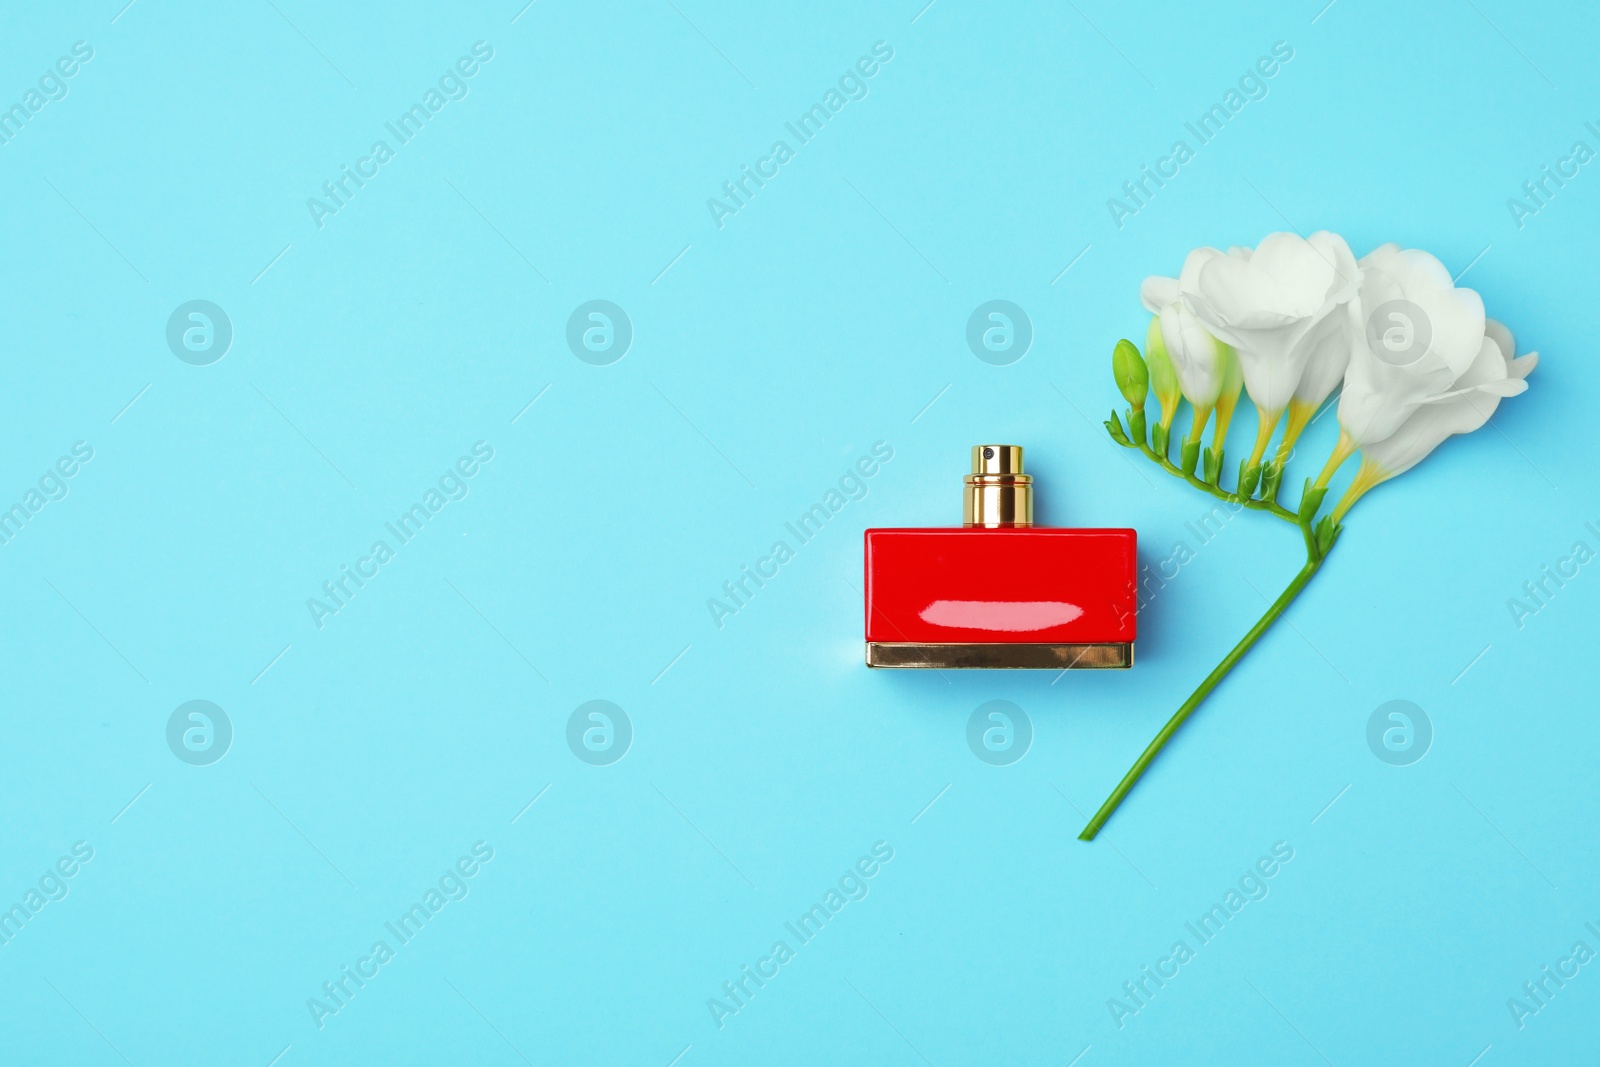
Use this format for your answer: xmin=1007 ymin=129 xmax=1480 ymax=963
xmin=964 ymin=445 xmax=1033 ymax=527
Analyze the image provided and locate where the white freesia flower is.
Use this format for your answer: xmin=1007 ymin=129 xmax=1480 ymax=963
xmin=1175 ymin=232 xmax=1360 ymax=469
xmin=1333 ymin=244 xmax=1492 ymax=448
xmin=1332 ymin=320 xmax=1536 ymax=520
xmin=1141 ymin=273 xmax=1234 ymax=453
xmin=1158 ymin=302 xmax=1228 ymax=411
xmin=1315 ymin=243 xmax=1510 ymax=489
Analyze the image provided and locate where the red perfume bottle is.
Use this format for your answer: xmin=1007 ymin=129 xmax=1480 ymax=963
xmin=863 ymin=445 xmax=1137 ymax=668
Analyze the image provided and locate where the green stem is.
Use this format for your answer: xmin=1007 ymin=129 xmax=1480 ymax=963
xmin=1078 ymin=551 xmax=1323 ymax=841
xmin=1300 ymin=513 xmax=1319 ymax=560
xmin=1125 ymin=438 xmax=1298 ymax=525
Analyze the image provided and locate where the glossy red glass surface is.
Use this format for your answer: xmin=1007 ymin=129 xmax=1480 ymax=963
xmin=863 ymin=527 xmax=1138 ymax=645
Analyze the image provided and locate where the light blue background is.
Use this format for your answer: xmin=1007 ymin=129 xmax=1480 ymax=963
xmin=2 ymin=1 xmax=1595 ymax=1063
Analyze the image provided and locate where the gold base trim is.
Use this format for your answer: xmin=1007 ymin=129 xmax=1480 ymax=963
xmin=866 ymin=642 xmax=1133 ymax=670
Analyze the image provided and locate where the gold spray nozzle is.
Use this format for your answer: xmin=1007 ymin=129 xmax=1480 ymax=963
xmin=963 ymin=445 xmax=1033 ymax=527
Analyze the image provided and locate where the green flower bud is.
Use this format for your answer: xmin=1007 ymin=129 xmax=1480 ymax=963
xmin=1112 ymin=339 xmax=1148 ymax=408
xmin=1314 ymin=515 xmax=1341 ymax=556
xmin=1298 ymin=481 xmax=1329 ymax=523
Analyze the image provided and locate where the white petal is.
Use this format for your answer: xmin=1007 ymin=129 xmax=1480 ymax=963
xmin=1412 ymin=283 xmax=1486 ymax=378
xmin=1178 ymin=246 xmax=1226 ymax=293
xmin=1141 ymin=275 xmax=1179 ymax=314
xmin=1189 ymin=250 xmax=1301 ymax=330
xmin=1159 ymin=304 xmax=1225 ymax=407
xmin=1362 ymin=391 xmax=1494 ymax=475
xmin=1484 ymin=318 xmax=1514 ymax=361
xmin=1247 ymin=233 xmax=1334 ymax=318
xmin=1292 ymin=303 xmax=1355 ymax=405
xmin=1338 ymin=332 xmax=1455 ymax=445
xmin=1357 ymin=243 xmax=1403 ymax=272
xmin=1363 ymin=337 xmax=1526 ymax=475
xmin=1372 ymin=246 xmax=1453 ymax=294
xmin=1306 ymin=231 xmax=1360 ymax=303
xmin=1455 ymin=334 xmax=1524 ymax=391
xmin=1359 ymin=247 xmax=1485 ymax=377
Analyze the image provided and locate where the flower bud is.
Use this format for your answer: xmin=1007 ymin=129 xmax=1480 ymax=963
xmin=1145 ymin=317 xmax=1182 ymax=428
xmin=1112 ymin=339 xmax=1148 ymax=408
xmin=1297 ymin=481 xmax=1328 ymax=523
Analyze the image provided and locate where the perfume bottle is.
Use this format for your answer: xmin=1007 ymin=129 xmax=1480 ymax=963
xmin=863 ymin=445 xmax=1137 ymax=668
